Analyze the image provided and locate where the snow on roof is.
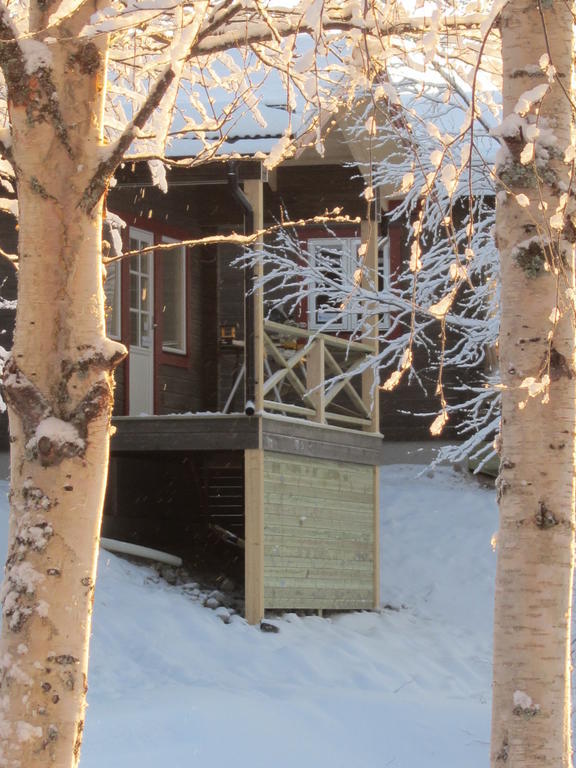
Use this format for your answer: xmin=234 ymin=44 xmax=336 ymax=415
xmin=167 ymin=96 xmax=295 ymax=157
xmin=164 ymin=74 xmax=499 ymax=173
xmin=164 ymin=54 xmax=313 ymax=159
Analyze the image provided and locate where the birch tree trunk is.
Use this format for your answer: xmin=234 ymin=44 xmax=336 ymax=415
xmin=0 ymin=24 xmax=125 ymax=768
xmin=491 ymin=1 xmax=576 ymax=765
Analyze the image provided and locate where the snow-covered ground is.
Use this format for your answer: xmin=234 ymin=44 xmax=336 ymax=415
xmin=0 ymin=465 xmax=498 ymax=768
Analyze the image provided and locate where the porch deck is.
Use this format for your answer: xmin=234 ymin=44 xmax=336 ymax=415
xmin=111 ymin=412 xmax=385 ymax=465
xmin=107 ymin=413 xmax=383 ymax=621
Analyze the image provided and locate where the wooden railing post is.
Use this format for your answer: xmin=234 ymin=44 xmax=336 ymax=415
xmin=306 ymin=337 xmax=325 ymax=423
xmin=360 ymin=215 xmax=381 ymax=434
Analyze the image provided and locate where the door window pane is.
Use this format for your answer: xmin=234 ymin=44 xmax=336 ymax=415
xmin=128 ymin=237 xmax=153 ymax=350
xmin=130 ymin=310 xmax=139 ymax=346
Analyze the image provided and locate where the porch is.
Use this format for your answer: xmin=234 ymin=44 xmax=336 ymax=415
xmin=106 ymin=413 xmax=383 ymax=622
xmin=103 ymin=164 xmax=383 ymax=623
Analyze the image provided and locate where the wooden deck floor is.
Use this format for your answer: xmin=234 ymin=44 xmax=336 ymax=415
xmin=111 ymin=413 xmax=386 ymax=465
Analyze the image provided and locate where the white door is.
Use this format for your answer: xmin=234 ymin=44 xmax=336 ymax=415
xmin=129 ymin=228 xmax=154 ymax=415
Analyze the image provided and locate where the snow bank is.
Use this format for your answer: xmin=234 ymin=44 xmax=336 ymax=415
xmin=0 ymin=466 xmax=498 ymax=768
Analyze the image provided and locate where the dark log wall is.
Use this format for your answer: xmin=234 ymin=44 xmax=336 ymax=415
xmin=157 ymin=249 xmax=204 ymax=414
xmin=378 ymin=204 xmax=488 ymax=441
xmin=112 ymin=364 xmax=126 ymax=417
xmin=217 ymin=243 xmax=245 ymax=411
xmin=107 ymin=163 xmax=245 ymax=416
xmin=200 ymin=247 xmax=219 ymax=410
xmin=104 ymin=449 xmax=245 ymax=579
xmin=269 ymin=165 xmax=367 ymax=221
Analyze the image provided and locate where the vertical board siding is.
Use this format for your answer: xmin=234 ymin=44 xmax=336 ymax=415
xmin=263 ymin=452 xmax=375 ymax=610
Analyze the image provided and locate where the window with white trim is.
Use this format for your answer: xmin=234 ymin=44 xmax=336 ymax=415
xmin=378 ymin=236 xmax=392 ymax=330
xmin=129 ymin=231 xmax=154 ymax=349
xmin=104 ymin=261 xmax=121 ymax=340
xmin=308 ymin=237 xmax=360 ymax=331
xmin=161 ymin=238 xmax=186 ymax=354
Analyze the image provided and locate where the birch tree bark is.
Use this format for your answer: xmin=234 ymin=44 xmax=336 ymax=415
xmin=491 ymin=1 xmax=576 ymax=765
xmin=0 ymin=18 xmax=126 ymax=768
xmin=1 ymin=1 xmax=572 ymax=767
xmin=0 ymin=5 xmax=363 ymax=765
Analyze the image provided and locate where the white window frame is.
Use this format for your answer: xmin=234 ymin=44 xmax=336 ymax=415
xmin=104 ymin=261 xmax=122 ymax=340
xmin=129 ymin=228 xmax=154 ymax=351
xmin=161 ymin=236 xmax=187 ymax=355
xmin=308 ymin=237 xmax=360 ymax=332
xmin=378 ymin=236 xmax=392 ymax=330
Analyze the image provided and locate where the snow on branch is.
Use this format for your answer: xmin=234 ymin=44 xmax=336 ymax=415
xmin=81 ymin=66 xmax=176 ymax=211
xmin=239 ymin=62 xmax=501 ymax=465
xmin=105 ymin=210 xmax=361 ymax=264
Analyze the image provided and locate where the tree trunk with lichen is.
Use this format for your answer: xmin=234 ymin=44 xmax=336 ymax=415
xmin=491 ymin=1 xmax=575 ymax=766
xmin=0 ymin=22 xmax=125 ymax=768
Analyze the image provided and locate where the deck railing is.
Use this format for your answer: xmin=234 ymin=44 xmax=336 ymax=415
xmin=262 ymin=320 xmax=377 ymax=430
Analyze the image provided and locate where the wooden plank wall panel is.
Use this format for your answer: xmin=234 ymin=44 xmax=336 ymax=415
xmin=263 ymin=452 xmax=375 ymax=610
xmin=245 ymin=448 xmax=265 ymax=624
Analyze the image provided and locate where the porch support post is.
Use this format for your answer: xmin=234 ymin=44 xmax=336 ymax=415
xmin=244 ymin=445 xmax=265 ymax=624
xmin=361 ymin=211 xmax=382 ymax=612
xmin=306 ymin=337 xmax=325 ymax=423
xmin=243 ymin=177 xmax=265 ymax=414
xmin=360 ymin=210 xmax=380 ymax=434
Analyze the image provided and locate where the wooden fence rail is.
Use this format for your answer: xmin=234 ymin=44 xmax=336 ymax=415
xmin=262 ymin=320 xmax=377 ymax=431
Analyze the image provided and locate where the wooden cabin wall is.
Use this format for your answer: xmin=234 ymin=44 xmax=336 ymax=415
xmin=112 ymin=365 xmax=126 ymax=416
xmin=200 ymin=247 xmax=219 ymax=411
xmin=216 ymin=243 xmax=246 ymax=412
xmin=156 ymin=249 xmax=204 ymax=414
xmin=104 ymin=449 xmax=245 ymax=578
xmin=268 ymin=165 xmax=367 ymax=221
xmin=262 ymin=452 xmax=376 ymax=610
xmin=108 ymin=164 xmax=242 ymax=416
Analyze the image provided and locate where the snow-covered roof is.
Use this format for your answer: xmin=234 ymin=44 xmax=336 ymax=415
xmin=167 ymin=97 xmax=294 ymax=158
xmin=163 ymin=68 xmax=499 ymax=175
xmin=165 ymin=61 xmax=312 ymax=160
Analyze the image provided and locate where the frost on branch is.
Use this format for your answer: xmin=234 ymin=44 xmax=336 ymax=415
xmin=244 ymin=62 xmax=500 ymax=466
xmin=103 ymin=212 xmax=126 ymax=260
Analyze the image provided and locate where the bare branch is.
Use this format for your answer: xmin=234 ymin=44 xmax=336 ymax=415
xmin=105 ymin=210 xmax=361 ymax=264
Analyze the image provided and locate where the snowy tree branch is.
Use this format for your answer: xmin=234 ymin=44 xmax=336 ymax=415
xmin=80 ymin=66 xmax=176 ymax=212
xmin=189 ymin=11 xmax=488 ymax=58
xmin=105 ymin=210 xmax=361 ymax=264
